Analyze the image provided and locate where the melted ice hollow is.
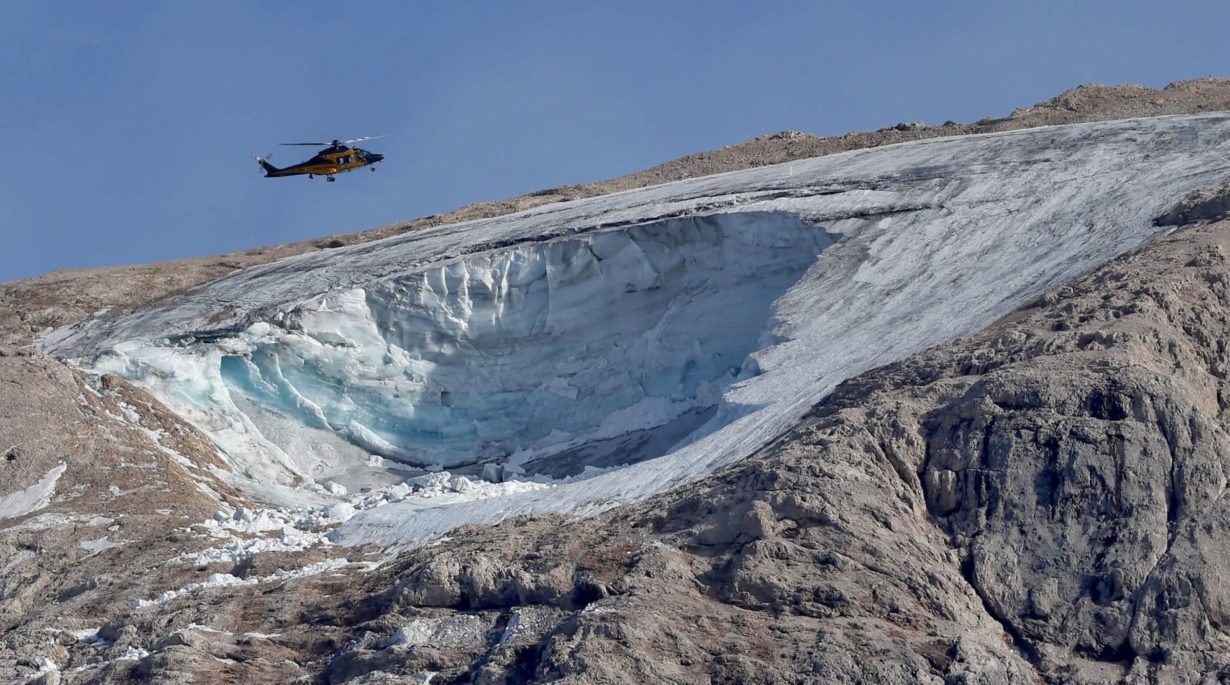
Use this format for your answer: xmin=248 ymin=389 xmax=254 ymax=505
xmin=121 ymin=213 xmax=830 ymax=484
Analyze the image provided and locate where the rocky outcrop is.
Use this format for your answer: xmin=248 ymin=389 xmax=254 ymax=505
xmin=903 ymin=225 xmax=1230 ymax=682
xmin=1155 ymin=181 xmax=1230 ymax=226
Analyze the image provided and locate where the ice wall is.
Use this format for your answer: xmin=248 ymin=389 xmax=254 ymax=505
xmin=212 ymin=212 xmax=829 ymax=478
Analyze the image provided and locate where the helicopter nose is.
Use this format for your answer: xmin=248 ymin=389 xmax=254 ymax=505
xmin=368 ymin=153 xmax=384 ymax=163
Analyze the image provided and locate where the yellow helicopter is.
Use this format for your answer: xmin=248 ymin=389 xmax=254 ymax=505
xmin=254 ymin=136 xmax=385 ymax=182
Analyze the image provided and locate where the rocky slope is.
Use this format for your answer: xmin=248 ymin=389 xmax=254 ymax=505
xmin=3 ymin=80 xmax=1230 ymax=684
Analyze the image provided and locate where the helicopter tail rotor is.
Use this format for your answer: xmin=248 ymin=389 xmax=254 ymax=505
xmin=253 ymin=154 xmax=280 ymax=176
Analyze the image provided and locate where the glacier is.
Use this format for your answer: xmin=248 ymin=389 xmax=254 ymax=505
xmin=45 ymin=113 xmax=1230 ymax=545
xmin=216 ymin=212 xmax=828 ymax=476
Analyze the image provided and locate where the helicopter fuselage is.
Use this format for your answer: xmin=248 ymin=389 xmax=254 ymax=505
xmin=258 ymin=144 xmax=384 ymax=181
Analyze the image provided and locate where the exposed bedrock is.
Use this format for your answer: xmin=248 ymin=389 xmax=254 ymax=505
xmin=904 ymin=222 xmax=1230 ymax=680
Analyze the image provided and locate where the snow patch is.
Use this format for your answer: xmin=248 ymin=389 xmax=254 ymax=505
xmin=0 ymin=463 xmax=66 ymax=520
xmin=69 ymin=627 xmax=101 ymax=641
xmin=134 ymin=557 xmax=351 ymax=608
xmin=79 ymin=537 xmax=122 ymax=556
xmin=184 ymin=473 xmax=551 ymax=564
xmin=385 ymin=615 xmax=488 ymax=648
xmin=112 ymin=646 xmax=150 ymax=661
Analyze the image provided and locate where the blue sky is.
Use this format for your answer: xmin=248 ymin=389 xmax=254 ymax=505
xmin=1 ymin=1 xmax=1227 ymax=281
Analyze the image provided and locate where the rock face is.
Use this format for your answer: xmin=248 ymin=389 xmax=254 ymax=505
xmin=908 ymin=226 xmax=1230 ymax=682
xmin=4 ymin=82 xmax=1230 ymax=683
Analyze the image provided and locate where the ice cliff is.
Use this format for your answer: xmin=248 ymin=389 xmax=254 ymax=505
xmin=45 ymin=113 xmax=1230 ymax=545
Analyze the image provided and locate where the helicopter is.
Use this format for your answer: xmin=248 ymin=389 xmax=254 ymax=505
xmin=254 ymin=135 xmax=385 ymax=182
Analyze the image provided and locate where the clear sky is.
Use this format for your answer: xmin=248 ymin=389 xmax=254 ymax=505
xmin=2 ymin=1 xmax=1227 ymax=281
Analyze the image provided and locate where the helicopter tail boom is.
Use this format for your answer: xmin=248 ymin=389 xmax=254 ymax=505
xmin=253 ymin=155 xmax=283 ymax=177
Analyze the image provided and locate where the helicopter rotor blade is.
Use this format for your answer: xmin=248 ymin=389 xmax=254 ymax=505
xmin=277 ymin=136 xmax=387 ymax=148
